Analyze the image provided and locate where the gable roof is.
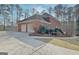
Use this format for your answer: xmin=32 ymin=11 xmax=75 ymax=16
xmin=42 ymin=13 xmax=58 ymax=22
xmin=18 ymin=13 xmax=59 ymax=23
xmin=19 ymin=14 xmax=43 ymax=22
xmin=43 ymin=13 xmax=52 ymax=17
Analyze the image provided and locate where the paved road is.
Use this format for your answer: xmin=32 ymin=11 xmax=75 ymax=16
xmin=0 ymin=31 xmax=79 ymax=55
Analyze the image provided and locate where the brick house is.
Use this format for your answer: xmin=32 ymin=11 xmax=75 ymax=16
xmin=16 ymin=13 xmax=61 ymax=34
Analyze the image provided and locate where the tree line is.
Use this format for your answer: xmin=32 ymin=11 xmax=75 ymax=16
xmin=0 ymin=4 xmax=79 ymax=31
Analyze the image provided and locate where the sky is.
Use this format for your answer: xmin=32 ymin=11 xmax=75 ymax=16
xmin=20 ymin=4 xmax=75 ymax=16
xmin=20 ymin=4 xmax=75 ymax=11
xmin=20 ymin=4 xmax=57 ymax=16
xmin=20 ymin=4 xmax=75 ymax=10
xmin=19 ymin=4 xmax=75 ymax=20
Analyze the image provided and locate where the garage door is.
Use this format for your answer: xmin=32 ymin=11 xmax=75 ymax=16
xmin=27 ymin=24 xmax=34 ymax=33
xmin=21 ymin=24 xmax=26 ymax=32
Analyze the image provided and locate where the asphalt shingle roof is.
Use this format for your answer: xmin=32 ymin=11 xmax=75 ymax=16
xmin=19 ymin=13 xmax=59 ymax=23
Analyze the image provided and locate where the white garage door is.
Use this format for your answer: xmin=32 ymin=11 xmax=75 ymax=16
xmin=21 ymin=24 xmax=26 ymax=32
xmin=27 ymin=24 xmax=34 ymax=33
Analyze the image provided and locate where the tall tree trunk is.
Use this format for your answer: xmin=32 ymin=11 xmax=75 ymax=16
xmin=4 ymin=17 xmax=5 ymax=30
xmin=17 ymin=11 xmax=18 ymax=21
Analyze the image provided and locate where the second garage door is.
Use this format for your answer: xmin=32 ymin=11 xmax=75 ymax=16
xmin=27 ymin=24 xmax=34 ymax=33
xmin=21 ymin=24 xmax=26 ymax=32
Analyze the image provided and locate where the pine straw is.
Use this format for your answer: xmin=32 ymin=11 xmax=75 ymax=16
xmin=49 ymin=39 xmax=79 ymax=51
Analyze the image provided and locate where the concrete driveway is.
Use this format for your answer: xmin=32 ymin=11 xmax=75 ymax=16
xmin=0 ymin=31 xmax=79 ymax=55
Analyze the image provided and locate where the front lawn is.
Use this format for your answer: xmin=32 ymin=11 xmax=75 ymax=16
xmin=34 ymin=37 xmax=79 ymax=51
xmin=49 ymin=38 xmax=79 ymax=51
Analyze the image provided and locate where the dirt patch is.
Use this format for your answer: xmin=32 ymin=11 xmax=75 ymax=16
xmin=35 ymin=38 xmax=52 ymax=43
xmin=49 ymin=39 xmax=79 ymax=51
xmin=60 ymin=38 xmax=79 ymax=46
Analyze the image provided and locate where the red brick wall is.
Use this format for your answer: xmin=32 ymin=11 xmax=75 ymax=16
xmin=32 ymin=20 xmax=41 ymax=32
xmin=47 ymin=17 xmax=61 ymax=28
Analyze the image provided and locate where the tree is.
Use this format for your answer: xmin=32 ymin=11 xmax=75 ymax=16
xmin=31 ymin=8 xmax=36 ymax=15
xmin=9 ymin=4 xmax=14 ymax=26
xmin=48 ymin=7 xmax=53 ymax=15
xmin=15 ymin=5 xmax=23 ymax=21
xmin=74 ymin=4 xmax=79 ymax=35
xmin=66 ymin=7 xmax=75 ymax=36
xmin=25 ymin=9 xmax=29 ymax=18
xmin=41 ymin=10 xmax=46 ymax=14
xmin=0 ymin=4 xmax=10 ymax=30
xmin=54 ymin=4 xmax=63 ymax=20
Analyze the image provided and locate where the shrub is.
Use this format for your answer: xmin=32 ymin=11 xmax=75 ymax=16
xmin=38 ymin=25 xmax=47 ymax=34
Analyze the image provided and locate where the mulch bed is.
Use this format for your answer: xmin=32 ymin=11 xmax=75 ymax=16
xmin=29 ymin=32 xmax=72 ymax=37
